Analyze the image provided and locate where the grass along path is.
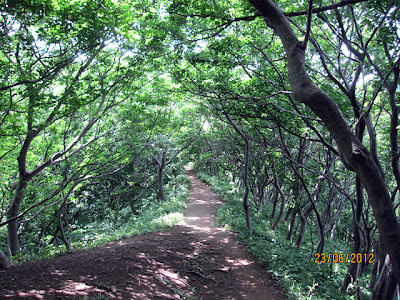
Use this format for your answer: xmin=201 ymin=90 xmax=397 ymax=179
xmin=0 ymin=171 xmax=286 ymax=299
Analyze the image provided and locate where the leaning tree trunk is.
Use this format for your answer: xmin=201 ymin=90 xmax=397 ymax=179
xmin=341 ymin=177 xmax=365 ymax=291
xmin=226 ymin=114 xmax=252 ymax=235
xmin=248 ymin=0 xmax=400 ymax=284
xmin=58 ymin=197 xmax=72 ymax=253
xmin=270 ymin=188 xmax=279 ymax=219
xmin=7 ymin=177 xmax=29 ymax=256
xmin=271 ymin=178 xmax=285 ymax=232
xmin=295 ymin=211 xmax=307 ymax=248
xmin=0 ymin=249 xmax=10 ymax=270
xmin=295 ymin=204 xmax=312 ymax=248
xmin=242 ymin=137 xmax=252 ymax=236
xmin=371 ymin=254 xmax=392 ymax=300
xmin=286 ymin=207 xmax=298 ymax=241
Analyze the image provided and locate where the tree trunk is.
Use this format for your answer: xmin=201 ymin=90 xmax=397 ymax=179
xmin=341 ymin=177 xmax=365 ymax=291
xmin=58 ymin=200 xmax=72 ymax=253
xmin=157 ymin=164 xmax=165 ymax=200
xmin=286 ymin=207 xmax=298 ymax=241
xmin=0 ymin=249 xmax=10 ymax=270
xmin=155 ymin=151 xmax=166 ymax=201
xmin=380 ymin=269 xmax=398 ymax=300
xmin=287 ymin=178 xmax=302 ymax=240
xmin=371 ymin=254 xmax=391 ymax=300
xmin=387 ymin=68 xmax=400 ymax=189
xmin=271 ymin=179 xmax=285 ymax=232
xmin=270 ymin=188 xmax=279 ymax=219
xmin=295 ymin=211 xmax=307 ymax=248
xmin=370 ymin=258 xmax=379 ymax=289
xmin=248 ymin=0 xmax=400 ymax=284
xmin=284 ymin=206 xmax=293 ymax=222
xmin=370 ymin=239 xmax=387 ymax=289
xmin=240 ymin=131 xmax=252 ymax=235
xmin=325 ymin=196 xmax=343 ymax=241
xmin=226 ymin=114 xmax=252 ymax=235
xmin=7 ymin=177 xmax=28 ymax=255
xmin=295 ymin=204 xmax=313 ymax=248
xmin=7 ymin=216 xmax=20 ymax=256
xmin=257 ymin=175 xmax=269 ymax=213
xmin=129 ymin=200 xmax=139 ymax=215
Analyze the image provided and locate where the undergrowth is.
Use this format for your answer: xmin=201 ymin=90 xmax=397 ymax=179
xmin=6 ymin=174 xmax=190 ymax=264
xmin=196 ymin=171 xmax=370 ymax=300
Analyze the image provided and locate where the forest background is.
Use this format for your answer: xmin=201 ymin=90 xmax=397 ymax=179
xmin=1 ymin=0 xmax=400 ymax=299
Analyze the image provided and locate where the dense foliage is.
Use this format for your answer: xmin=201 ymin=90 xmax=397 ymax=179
xmin=1 ymin=0 xmax=400 ymax=299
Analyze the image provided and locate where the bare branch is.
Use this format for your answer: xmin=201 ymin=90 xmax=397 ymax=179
xmin=285 ymin=0 xmax=369 ymax=17
xmin=302 ymin=0 xmax=314 ymax=49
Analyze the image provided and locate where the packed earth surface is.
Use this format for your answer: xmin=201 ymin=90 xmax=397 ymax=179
xmin=0 ymin=171 xmax=287 ymax=299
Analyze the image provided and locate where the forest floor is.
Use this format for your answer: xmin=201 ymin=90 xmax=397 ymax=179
xmin=0 ymin=171 xmax=287 ymax=300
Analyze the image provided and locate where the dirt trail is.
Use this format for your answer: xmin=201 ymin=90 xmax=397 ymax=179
xmin=0 ymin=171 xmax=286 ymax=299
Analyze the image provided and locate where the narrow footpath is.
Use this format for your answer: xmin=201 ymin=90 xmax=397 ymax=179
xmin=0 ymin=171 xmax=286 ymax=299
xmin=180 ymin=170 xmax=286 ymax=300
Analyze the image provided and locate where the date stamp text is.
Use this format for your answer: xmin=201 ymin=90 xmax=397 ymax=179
xmin=314 ymin=253 xmax=374 ymax=264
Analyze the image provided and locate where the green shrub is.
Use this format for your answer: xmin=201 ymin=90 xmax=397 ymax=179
xmin=9 ymin=171 xmax=190 ymax=264
xmin=197 ymin=171 xmax=357 ymax=300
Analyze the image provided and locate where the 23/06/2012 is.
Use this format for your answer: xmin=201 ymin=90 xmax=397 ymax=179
xmin=314 ymin=252 xmax=374 ymax=264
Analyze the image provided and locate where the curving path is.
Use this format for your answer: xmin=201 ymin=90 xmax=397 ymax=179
xmin=0 ymin=171 xmax=286 ymax=299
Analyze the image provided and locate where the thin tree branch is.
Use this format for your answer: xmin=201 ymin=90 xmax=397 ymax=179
xmin=285 ymin=0 xmax=369 ymax=17
xmin=302 ymin=0 xmax=314 ymax=49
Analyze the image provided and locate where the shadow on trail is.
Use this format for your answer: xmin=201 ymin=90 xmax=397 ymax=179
xmin=0 ymin=171 xmax=286 ymax=300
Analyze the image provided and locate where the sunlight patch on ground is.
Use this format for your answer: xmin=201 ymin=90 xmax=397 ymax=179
xmin=157 ymin=268 xmax=191 ymax=288
xmin=226 ymin=258 xmax=252 ymax=266
xmin=16 ymin=290 xmax=46 ymax=299
xmin=184 ymin=224 xmax=214 ymax=232
xmin=51 ymin=269 xmax=67 ymax=276
xmin=153 ymin=212 xmax=184 ymax=227
xmin=60 ymin=280 xmax=105 ymax=295
xmin=220 ymin=237 xmax=230 ymax=243
xmin=66 ymin=281 xmax=93 ymax=291
xmin=128 ymin=268 xmax=192 ymax=300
